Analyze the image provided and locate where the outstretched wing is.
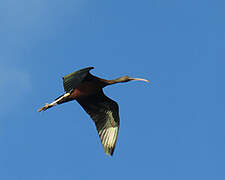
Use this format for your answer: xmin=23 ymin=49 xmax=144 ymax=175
xmin=63 ymin=67 xmax=94 ymax=93
xmin=77 ymin=91 xmax=120 ymax=156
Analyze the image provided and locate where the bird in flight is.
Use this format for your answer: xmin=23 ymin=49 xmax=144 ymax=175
xmin=38 ymin=67 xmax=149 ymax=156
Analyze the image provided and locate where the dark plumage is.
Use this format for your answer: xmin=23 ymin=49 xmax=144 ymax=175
xmin=38 ymin=67 xmax=149 ymax=156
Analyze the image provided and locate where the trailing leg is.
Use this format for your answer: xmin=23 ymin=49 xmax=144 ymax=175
xmin=38 ymin=93 xmax=71 ymax=112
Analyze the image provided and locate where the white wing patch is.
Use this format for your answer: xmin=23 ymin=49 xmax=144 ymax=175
xmin=99 ymin=127 xmax=118 ymax=156
xmin=76 ymin=92 xmax=120 ymax=156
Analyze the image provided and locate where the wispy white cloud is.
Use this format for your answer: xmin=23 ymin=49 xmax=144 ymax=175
xmin=0 ymin=0 xmax=88 ymax=58
xmin=0 ymin=0 xmax=87 ymax=113
xmin=0 ymin=67 xmax=30 ymax=90
xmin=1 ymin=0 xmax=87 ymax=36
xmin=0 ymin=65 xmax=32 ymax=112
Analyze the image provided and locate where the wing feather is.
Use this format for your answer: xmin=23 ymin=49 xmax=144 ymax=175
xmin=63 ymin=67 xmax=94 ymax=92
xmin=77 ymin=91 xmax=119 ymax=156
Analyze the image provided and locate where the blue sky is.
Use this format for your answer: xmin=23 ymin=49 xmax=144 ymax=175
xmin=0 ymin=0 xmax=225 ymax=179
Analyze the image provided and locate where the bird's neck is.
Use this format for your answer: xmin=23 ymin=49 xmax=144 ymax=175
xmin=92 ymin=76 xmax=125 ymax=87
xmin=102 ymin=78 xmax=124 ymax=85
xmin=95 ymin=78 xmax=118 ymax=86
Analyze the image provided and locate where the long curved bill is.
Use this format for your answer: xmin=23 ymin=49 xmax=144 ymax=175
xmin=129 ymin=77 xmax=149 ymax=82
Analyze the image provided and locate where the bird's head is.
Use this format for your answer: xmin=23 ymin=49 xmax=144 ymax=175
xmin=113 ymin=76 xmax=149 ymax=83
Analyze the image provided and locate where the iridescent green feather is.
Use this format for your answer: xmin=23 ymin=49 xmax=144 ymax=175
xmin=62 ymin=67 xmax=94 ymax=92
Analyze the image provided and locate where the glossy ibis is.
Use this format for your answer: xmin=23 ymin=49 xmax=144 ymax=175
xmin=38 ymin=67 xmax=149 ymax=156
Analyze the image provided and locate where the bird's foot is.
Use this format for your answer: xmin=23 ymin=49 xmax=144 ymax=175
xmin=38 ymin=103 xmax=52 ymax=112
